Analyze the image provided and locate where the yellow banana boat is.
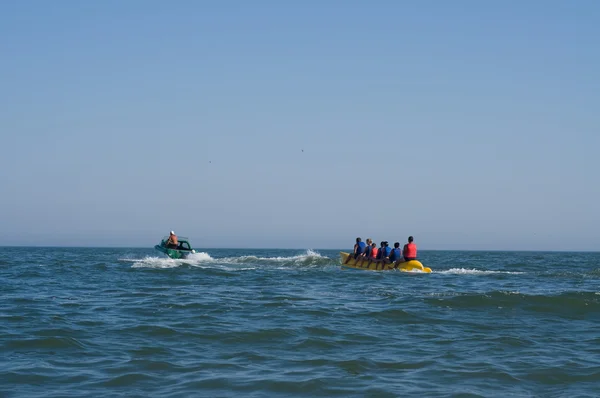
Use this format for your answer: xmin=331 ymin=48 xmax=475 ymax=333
xmin=339 ymin=252 xmax=432 ymax=273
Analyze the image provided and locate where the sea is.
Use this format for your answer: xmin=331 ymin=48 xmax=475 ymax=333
xmin=1 ymin=247 xmax=599 ymax=397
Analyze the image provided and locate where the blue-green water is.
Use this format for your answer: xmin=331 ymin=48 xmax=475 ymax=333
xmin=1 ymin=247 xmax=599 ymax=397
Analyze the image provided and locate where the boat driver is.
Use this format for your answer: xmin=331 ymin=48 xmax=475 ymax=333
xmin=166 ymin=231 xmax=178 ymax=248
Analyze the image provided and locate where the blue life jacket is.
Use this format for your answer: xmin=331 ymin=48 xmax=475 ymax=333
xmin=390 ymin=248 xmax=401 ymax=262
xmin=383 ymin=246 xmax=392 ymax=257
xmin=356 ymin=241 xmax=366 ymax=254
xmin=364 ymin=245 xmax=372 ymax=257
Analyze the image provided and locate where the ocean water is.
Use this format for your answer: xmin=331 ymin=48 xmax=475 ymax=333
xmin=1 ymin=247 xmax=599 ymax=397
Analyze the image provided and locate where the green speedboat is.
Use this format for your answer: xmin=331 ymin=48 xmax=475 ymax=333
xmin=154 ymin=236 xmax=196 ymax=259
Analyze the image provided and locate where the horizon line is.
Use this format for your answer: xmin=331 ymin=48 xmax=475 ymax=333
xmin=1 ymin=245 xmax=599 ymax=253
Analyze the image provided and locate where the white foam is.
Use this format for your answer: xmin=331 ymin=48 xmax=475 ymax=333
xmin=127 ymin=252 xmax=213 ymax=268
xmin=437 ymin=268 xmax=525 ymax=275
xmin=399 ymin=268 xmax=430 ymax=274
xmin=218 ymin=249 xmax=326 ymax=265
xmin=182 ymin=252 xmax=213 ymax=262
xmin=130 ymin=256 xmax=180 ymax=269
xmin=126 ymin=249 xmax=328 ymax=271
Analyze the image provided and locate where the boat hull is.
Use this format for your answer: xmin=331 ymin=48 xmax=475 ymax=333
xmin=339 ymin=252 xmax=431 ymax=273
xmin=154 ymin=244 xmax=193 ymax=259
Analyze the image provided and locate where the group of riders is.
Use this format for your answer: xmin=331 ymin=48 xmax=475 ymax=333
xmin=345 ymin=236 xmax=417 ymax=268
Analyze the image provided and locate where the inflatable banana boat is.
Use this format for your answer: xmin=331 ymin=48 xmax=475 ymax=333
xmin=339 ymin=252 xmax=432 ymax=273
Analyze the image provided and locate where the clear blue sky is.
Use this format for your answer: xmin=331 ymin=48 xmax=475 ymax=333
xmin=1 ymin=1 xmax=598 ymax=250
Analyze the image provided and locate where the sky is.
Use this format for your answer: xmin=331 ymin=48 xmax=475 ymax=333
xmin=0 ymin=1 xmax=598 ymax=250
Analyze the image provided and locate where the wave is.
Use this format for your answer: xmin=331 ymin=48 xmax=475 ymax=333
xmin=425 ymin=290 xmax=600 ymax=315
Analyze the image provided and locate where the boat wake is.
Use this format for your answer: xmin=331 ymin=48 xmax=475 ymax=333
xmin=122 ymin=253 xmax=536 ymax=275
xmin=437 ymin=268 xmax=525 ymax=275
xmin=121 ymin=252 xmax=213 ymax=269
xmin=219 ymin=249 xmax=331 ymax=269
xmin=124 ymin=250 xmax=331 ymax=270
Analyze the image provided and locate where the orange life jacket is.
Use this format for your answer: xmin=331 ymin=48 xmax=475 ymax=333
xmin=403 ymin=243 xmax=417 ymax=258
xmin=371 ymin=247 xmax=378 ymax=258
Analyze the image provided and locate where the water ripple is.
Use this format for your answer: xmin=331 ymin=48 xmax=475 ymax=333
xmin=1 ymin=248 xmax=599 ymax=397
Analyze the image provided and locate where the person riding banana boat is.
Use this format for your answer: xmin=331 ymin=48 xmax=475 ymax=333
xmin=343 ymin=237 xmax=367 ymax=264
